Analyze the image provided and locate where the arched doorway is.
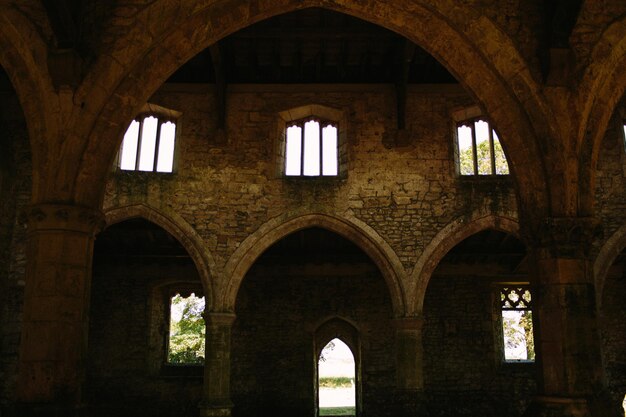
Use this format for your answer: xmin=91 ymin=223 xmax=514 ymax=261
xmin=315 ymin=317 xmax=361 ymax=417
xmin=87 ymin=218 xmax=206 ymax=416
xmin=232 ymin=227 xmax=392 ymax=417
xmin=318 ymin=338 xmax=356 ymax=416
xmin=422 ymin=229 xmax=536 ymax=417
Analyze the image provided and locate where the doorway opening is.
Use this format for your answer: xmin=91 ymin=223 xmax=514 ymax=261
xmin=318 ymin=338 xmax=356 ymax=416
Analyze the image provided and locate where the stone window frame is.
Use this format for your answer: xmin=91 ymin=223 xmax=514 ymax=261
xmin=148 ymin=280 xmax=205 ymax=377
xmin=451 ymin=105 xmax=510 ymax=177
xmin=314 ymin=318 xmax=361 ymax=417
xmin=117 ymin=103 xmax=182 ymax=173
xmin=275 ymin=104 xmax=348 ymax=179
xmin=492 ymin=282 xmax=536 ymax=365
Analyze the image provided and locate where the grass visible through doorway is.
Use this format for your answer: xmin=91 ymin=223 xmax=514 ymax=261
xmin=319 ymin=406 xmax=355 ymax=416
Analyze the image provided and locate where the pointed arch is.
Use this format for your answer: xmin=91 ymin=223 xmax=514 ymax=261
xmin=219 ymin=211 xmax=406 ymax=316
xmin=104 ymin=203 xmax=217 ymax=307
xmin=577 ymin=15 xmax=626 ymax=215
xmin=315 ymin=317 xmax=361 ymax=417
xmin=0 ymin=7 xmax=57 ymax=199
xmin=594 ymin=224 xmax=626 ymax=310
xmin=408 ymin=214 xmax=521 ymax=315
xmin=73 ymin=0 xmax=549 ymax=220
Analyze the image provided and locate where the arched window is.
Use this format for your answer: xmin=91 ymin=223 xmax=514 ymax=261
xmin=286 ymin=118 xmax=338 ymax=176
xmin=276 ymin=104 xmax=348 ymax=178
xmin=452 ymin=106 xmax=509 ymax=176
xmin=318 ymin=338 xmax=356 ymax=416
xmin=118 ymin=104 xmax=181 ymax=173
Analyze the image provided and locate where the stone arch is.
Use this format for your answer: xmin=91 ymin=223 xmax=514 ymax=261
xmin=314 ymin=317 xmax=361 ymax=416
xmin=74 ymin=0 xmax=549 ymax=219
xmin=577 ymin=15 xmax=626 ymax=215
xmin=594 ymin=224 xmax=626 ymax=310
xmin=0 ymin=7 xmax=56 ymax=198
xmin=103 ymin=203 xmax=217 ymax=307
xmin=408 ymin=214 xmax=521 ymax=315
xmin=220 ymin=211 xmax=406 ymax=316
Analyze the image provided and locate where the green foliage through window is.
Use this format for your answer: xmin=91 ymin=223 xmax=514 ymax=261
xmin=168 ymin=293 xmax=205 ymax=364
xmin=500 ymin=286 xmax=535 ymax=361
xmin=457 ymin=119 xmax=509 ymax=176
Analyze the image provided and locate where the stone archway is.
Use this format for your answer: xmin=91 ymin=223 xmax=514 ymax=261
xmin=0 ymin=7 xmax=57 ymax=196
xmin=69 ymin=0 xmax=549 ymax=220
xmin=104 ymin=203 xmax=217 ymax=306
xmin=220 ymin=211 xmax=406 ymax=316
xmin=595 ymin=226 xmax=626 ymax=416
xmin=408 ymin=214 xmax=521 ymax=315
xmin=594 ymin=224 xmax=626 ymax=311
xmin=577 ymin=15 xmax=626 ymax=215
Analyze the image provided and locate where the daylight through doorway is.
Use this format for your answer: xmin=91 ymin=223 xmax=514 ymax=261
xmin=318 ymin=338 xmax=356 ymax=416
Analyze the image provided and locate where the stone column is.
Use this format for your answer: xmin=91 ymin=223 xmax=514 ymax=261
xmin=16 ymin=204 xmax=104 ymax=416
xmin=199 ymin=312 xmax=236 ymax=417
xmin=527 ymin=217 xmax=616 ymax=417
xmin=393 ymin=316 xmax=427 ymax=417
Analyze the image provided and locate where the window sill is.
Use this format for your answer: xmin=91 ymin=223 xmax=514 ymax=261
xmin=160 ymin=364 xmax=204 ymax=378
xmin=283 ymin=175 xmax=346 ymax=182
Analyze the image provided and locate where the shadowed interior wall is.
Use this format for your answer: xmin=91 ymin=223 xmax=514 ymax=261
xmin=0 ymin=75 xmax=30 ymax=410
xmin=599 ymin=248 xmax=626 ymax=412
xmin=87 ymin=220 xmax=204 ymax=417
xmin=422 ymin=232 xmax=536 ymax=417
xmin=231 ymin=228 xmax=394 ymax=417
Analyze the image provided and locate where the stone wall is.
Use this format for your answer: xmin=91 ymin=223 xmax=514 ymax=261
xmin=232 ymin=245 xmax=394 ymax=417
xmin=423 ymin=275 xmax=536 ymax=417
xmin=103 ymin=84 xmax=519 ymax=273
xmin=87 ymin=245 xmax=204 ymax=416
xmin=595 ymin=102 xmax=626 ymax=245
xmin=0 ymin=85 xmax=30 ymax=411
xmin=598 ymin=249 xmax=626 ymax=412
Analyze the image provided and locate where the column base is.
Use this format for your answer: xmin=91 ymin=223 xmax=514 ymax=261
xmin=523 ymin=396 xmax=591 ymax=417
xmin=199 ymin=402 xmax=233 ymax=417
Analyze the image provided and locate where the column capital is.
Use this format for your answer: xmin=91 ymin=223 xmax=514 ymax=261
xmin=525 ymin=216 xmax=602 ymax=259
xmin=203 ymin=312 xmax=236 ymax=326
xmin=24 ymin=203 xmax=105 ymax=235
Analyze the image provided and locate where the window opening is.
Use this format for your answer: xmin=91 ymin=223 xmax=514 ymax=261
xmin=622 ymin=122 xmax=626 ymax=153
xmin=457 ymin=118 xmax=509 ymax=176
xmin=285 ymin=119 xmax=338 ymax=177
xmin=500 ymin=286 xmax=535 ymax=361
xmin=120 ymin=114 xmax=177 ymax=173
xmin=167 ymin=292 xmax=205 ymax=364
xmin=318 ymin=338 xmax=356 ymax=416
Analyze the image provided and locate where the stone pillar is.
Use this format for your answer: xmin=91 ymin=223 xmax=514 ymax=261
xmin=16 ymin=204 xmax=104 ymax=416
xmin=393 ymin=316 xmax=427 ymax=417
xmin=199 ymin=312 xmax=236 ymax=417
xmin=527 ymin=217 xmax=616 ymax=417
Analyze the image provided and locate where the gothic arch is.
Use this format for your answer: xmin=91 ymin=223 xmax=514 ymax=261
xmin=577 ymin=15 xmax=626 ymax=215
xmin=594 ymin=224 xmax=626 ymax=310
xmin=0 ymin=7 xmax=56 ymax=198
xmin=73 ymin=0 xmax=549 ymax=220
xmin=104 ymin=203 xmax=217 ymax=306
xmin=220 ymin=211 xmax=406 ymax=316
xmin=408 ymin=214 xmax=521 ymax=315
